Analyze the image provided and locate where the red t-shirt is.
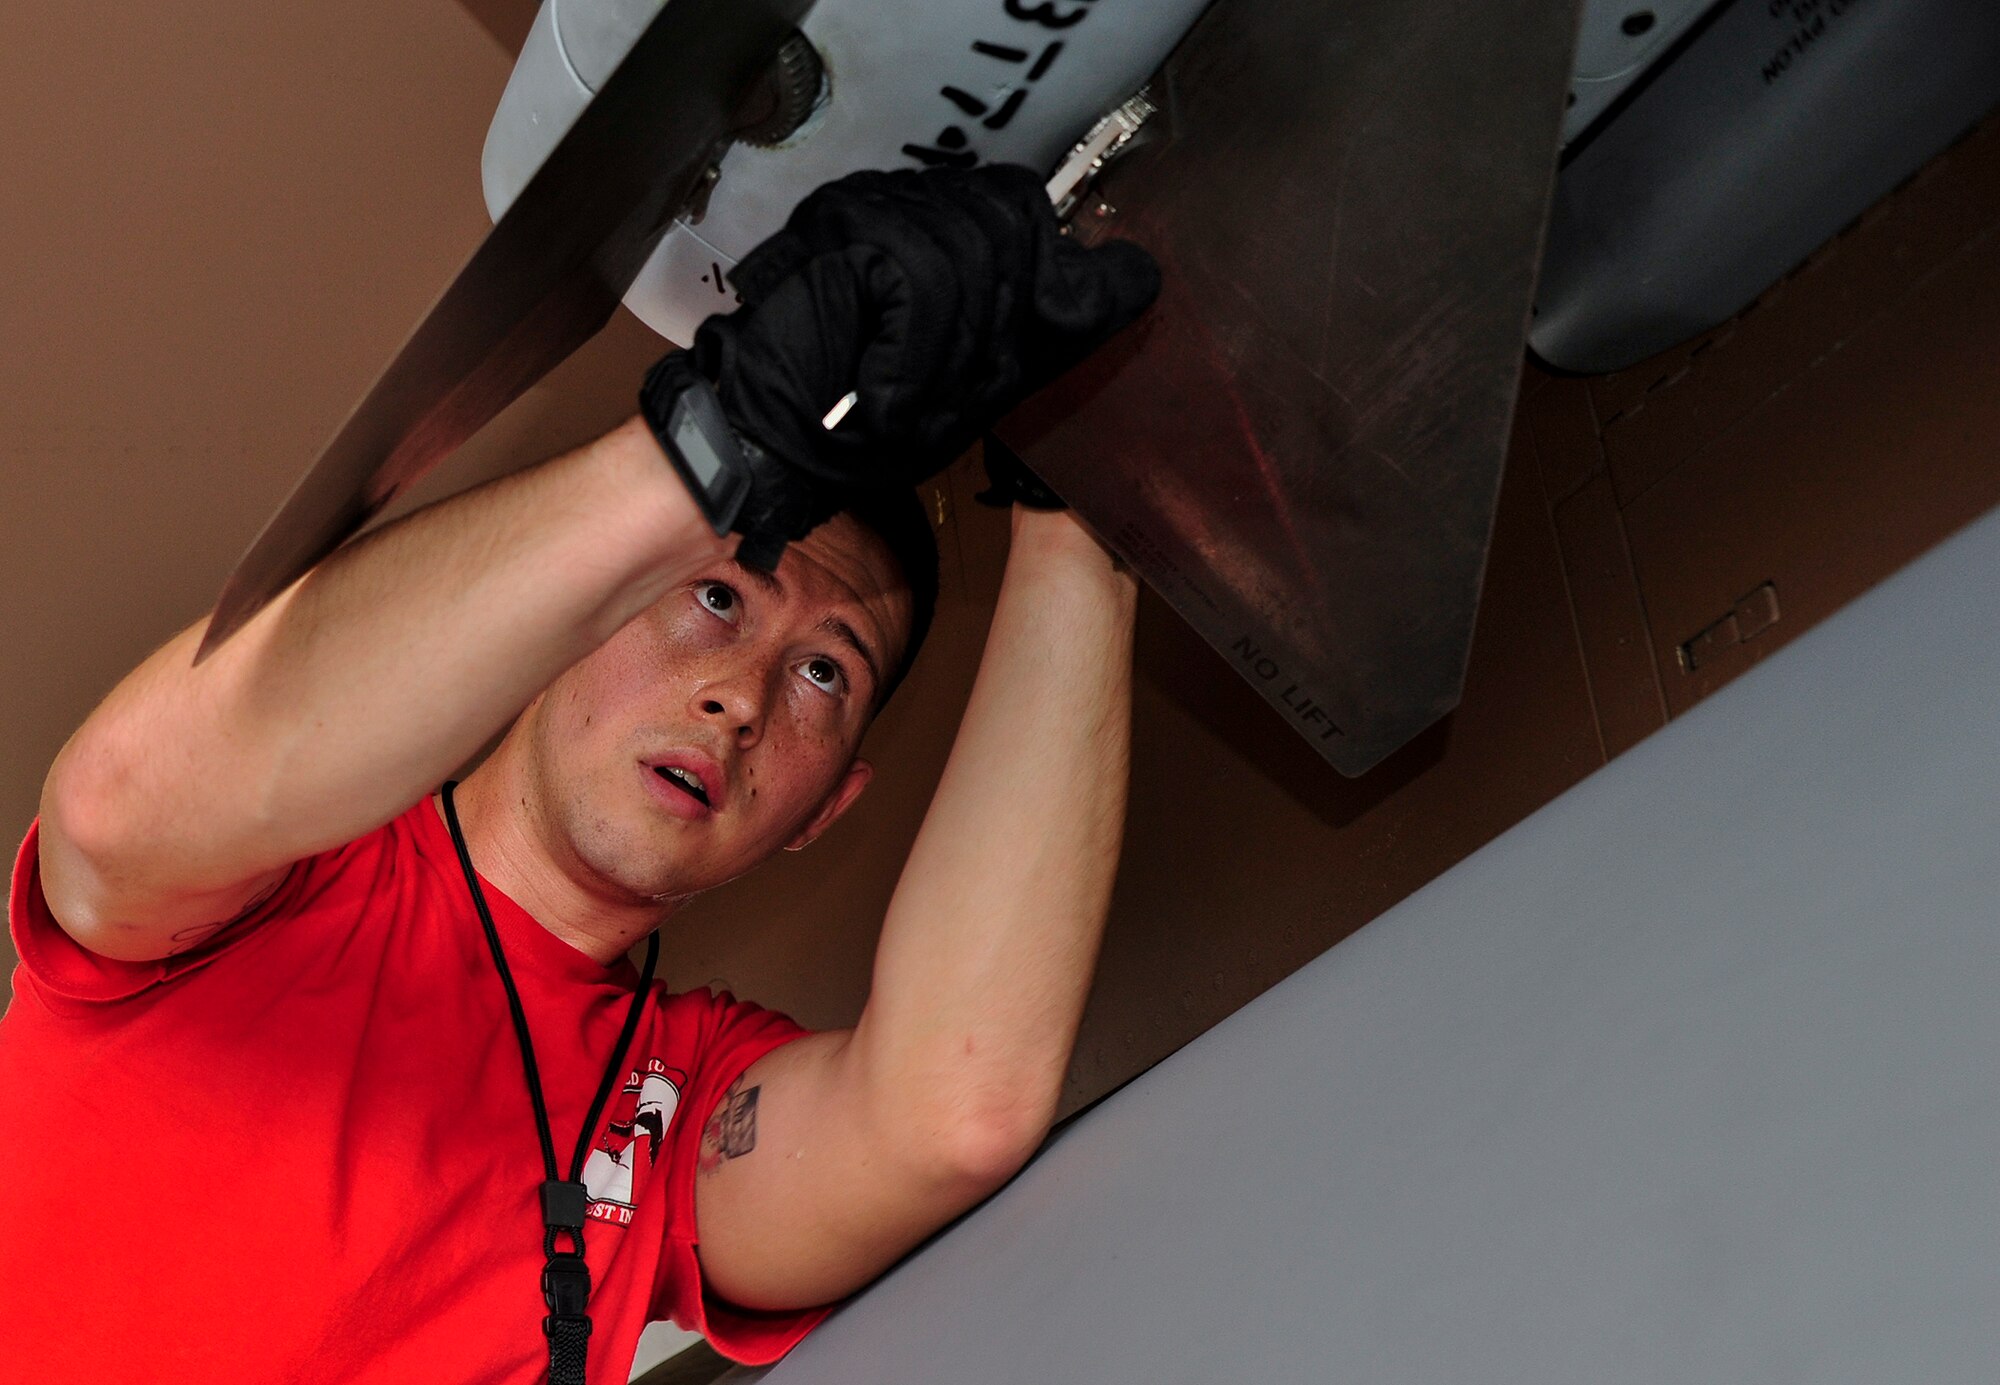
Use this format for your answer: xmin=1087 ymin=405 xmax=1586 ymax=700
xmin=0 ymin=799 xmax=828 ymax=1382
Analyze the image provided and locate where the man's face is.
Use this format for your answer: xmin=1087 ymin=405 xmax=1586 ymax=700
xmin=516 ymin=513 xmax=913 ymax=904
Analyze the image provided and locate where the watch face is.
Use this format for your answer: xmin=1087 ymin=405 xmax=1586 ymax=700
xmin=667 ymin=375 xmax=750 ymax=530
xmin=670 ymin=393 xmax=730 ymax=490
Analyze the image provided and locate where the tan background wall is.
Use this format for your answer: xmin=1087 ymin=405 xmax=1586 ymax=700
xmin=5 ymin=2 xmax=1996 ymax=1120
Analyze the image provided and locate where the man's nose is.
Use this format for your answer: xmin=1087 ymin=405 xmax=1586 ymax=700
xmin=690 ymin=672 xmax=767 ymax=748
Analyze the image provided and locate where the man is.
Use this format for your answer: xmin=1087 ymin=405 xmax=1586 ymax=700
xmin=0 ymin=167 xmax=1158 ymax=1381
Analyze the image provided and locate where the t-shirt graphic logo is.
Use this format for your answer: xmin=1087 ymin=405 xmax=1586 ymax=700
xmin=581 ymin=1057 xmax=684 ymax=1226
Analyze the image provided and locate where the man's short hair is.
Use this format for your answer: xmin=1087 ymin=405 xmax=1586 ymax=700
xmin=839 ymin=488 xmax=938 ymax=708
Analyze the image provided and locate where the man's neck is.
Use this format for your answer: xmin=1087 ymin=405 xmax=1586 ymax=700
xmin=438 ymin=768 xmax=675 ymax=968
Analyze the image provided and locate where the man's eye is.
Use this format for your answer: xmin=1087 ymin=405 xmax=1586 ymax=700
xmin=696 ymin=582 xmax=740 ymax=624
xmin=799 ymin=657 xmax=845 ymax=696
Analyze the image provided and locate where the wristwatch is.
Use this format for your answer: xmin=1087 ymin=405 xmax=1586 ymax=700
xmin=638 ymin=351 xmax=786 ymax=570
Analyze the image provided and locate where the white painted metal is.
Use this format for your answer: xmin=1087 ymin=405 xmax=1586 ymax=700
xmin=1565 ymin=0 xmax=1721 ymax=141
xmin=483 ymin=0 xmax=1211 ymax=346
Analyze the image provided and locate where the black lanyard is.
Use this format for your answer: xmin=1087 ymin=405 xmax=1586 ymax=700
xmin=441 ymin=782 xmax=661 ymax=1385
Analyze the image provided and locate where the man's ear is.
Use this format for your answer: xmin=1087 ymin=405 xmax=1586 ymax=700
xmin=787 ymin=759 xmax=874 ymax=852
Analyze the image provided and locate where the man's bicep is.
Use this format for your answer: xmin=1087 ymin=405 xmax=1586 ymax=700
xmin=690 ymin=1028 xmax=1000 ymax=1314
xmin=690 ymin=1030 xmax=873 ymax=1311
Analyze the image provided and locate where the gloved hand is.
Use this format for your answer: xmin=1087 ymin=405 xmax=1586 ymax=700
xmin=644 ymin=164 xmax=1159 ymax=562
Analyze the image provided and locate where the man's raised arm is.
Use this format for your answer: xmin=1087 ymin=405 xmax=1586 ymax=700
xmin=40 ymin=417 xmax=723 ymax=958
xmin=41 ymin=160 xmax=1158 ymax=988
xmin=693 ymin=505 xmax=1138 ymax=1310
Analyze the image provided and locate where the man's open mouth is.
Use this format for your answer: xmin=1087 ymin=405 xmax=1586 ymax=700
xmin=653 ymin=764 xmax=711 ymax=807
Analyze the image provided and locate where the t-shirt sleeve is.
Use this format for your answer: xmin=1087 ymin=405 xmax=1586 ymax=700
xmin=652 ymin=987 xmax=834 ymax=1365
xmin=9 ymin=818 xmax=318 ymax=1007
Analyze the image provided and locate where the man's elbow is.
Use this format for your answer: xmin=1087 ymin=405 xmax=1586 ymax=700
xmin=928 ymin=1098 xmax=1056 ymax=1195
xmin=40 ymin=713 xmax=167 ymax=892
xmin=37 ymin=753 xmax=272 ymax=962
xmin=38 ymin=762 xmax=129 ymax=942
xmin=34 ymin=807 xmax=163 ymax=961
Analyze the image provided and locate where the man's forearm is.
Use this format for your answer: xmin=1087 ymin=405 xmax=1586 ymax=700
xmin=43 ymin=417 xmax=722 ymax=936
xmin=848 ymin=506 xmax=1138 ymax=1166
xmin=689 ymin=510 xmax=1135 ymax=1311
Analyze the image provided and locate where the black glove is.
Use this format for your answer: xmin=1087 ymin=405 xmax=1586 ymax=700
xmin=645 ymin=164 xmax=1159 ymax=562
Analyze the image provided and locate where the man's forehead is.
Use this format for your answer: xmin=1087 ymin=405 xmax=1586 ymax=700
xmin=754 ymin=519 xmax=912 ymax=673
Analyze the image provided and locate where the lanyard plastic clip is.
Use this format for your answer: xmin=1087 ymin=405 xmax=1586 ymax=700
xmin=542 ymin=1254 xmax=595 ymax=1385
xmin=540 ymin=1178 xmax=590 ymax=1234
xmin=542 ymin=1251 xmax=593 ymax=1319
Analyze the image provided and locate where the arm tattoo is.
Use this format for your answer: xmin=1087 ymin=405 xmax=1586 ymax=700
xmin=164 ymin=876 xmax=286 ymax=957
xmin=164 ymin=920 xmax=229 ymax=957
xmin=698 ymin=1077 xmax=760 ymax=1175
